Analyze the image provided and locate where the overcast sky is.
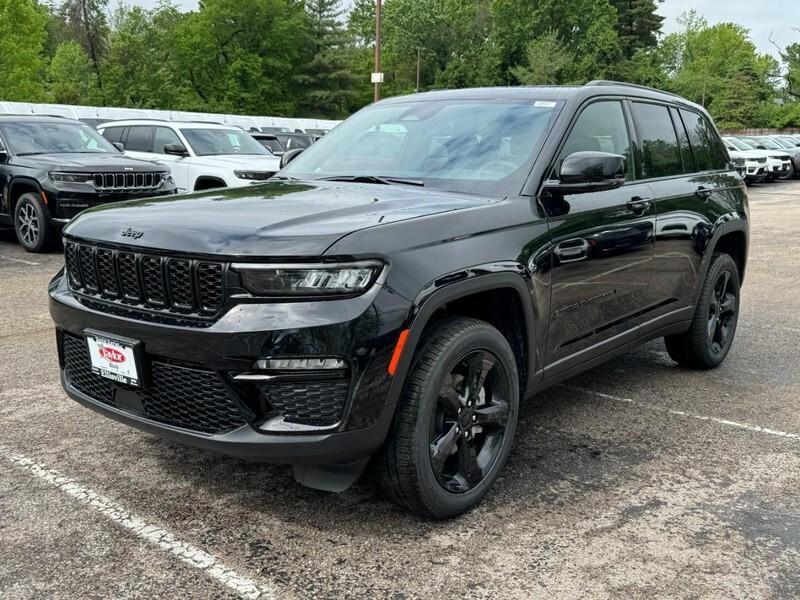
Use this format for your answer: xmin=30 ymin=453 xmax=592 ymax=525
xmin=128 ymin=0 xmax=798 ymax=59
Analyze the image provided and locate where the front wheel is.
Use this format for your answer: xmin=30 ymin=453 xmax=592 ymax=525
xmin=14 ymin=192 xmax=55 ymax=253
xmin=665 ymin=253 xmax=740 ymax=369
xmin=376 ymin=317 xmax=519 ymax=519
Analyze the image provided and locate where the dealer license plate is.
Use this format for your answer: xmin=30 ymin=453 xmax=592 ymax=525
xmin=85 ymin=333 xmax=141 ymax=387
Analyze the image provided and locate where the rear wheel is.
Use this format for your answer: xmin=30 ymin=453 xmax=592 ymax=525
xmin=14 ymin=192 xmax=55 ymax=253
xmin=376 ymin=317 xmax=519 ymax=519
xmin=665 ymin=253 xmax=740 ymax=369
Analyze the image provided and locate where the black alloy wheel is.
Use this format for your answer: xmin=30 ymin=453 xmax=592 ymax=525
xmin=376 ymin=317 xmax=519 ymax=519
xmin=665 ymin=252 xmax=740 ymax=369
xmin=14 ymin=193 xmax=55 ymax=253
xmin=430 ymin=350 xmax=511 ymax=493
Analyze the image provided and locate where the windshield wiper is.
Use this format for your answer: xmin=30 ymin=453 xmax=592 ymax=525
xmin=317 ymin=175 xmax=425 ymax=187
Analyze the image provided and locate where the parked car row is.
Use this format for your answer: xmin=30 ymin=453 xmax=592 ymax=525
xmin=0 ymin=100 xmax=339 ymax=137
xmin=0 ymin=115 xmax=308 ymax=250
xmin=723 ymin=134 xmax=800 ymax=183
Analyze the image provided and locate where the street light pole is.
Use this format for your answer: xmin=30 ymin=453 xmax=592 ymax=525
xmin=416 ymin=47 xmax=421 ymax=92
xmin=374 ymin=0 xmax=382 ymax=102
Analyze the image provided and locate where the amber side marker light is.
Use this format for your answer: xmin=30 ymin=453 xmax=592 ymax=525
xmin=388 ymin=329 xmax=410 ymax=376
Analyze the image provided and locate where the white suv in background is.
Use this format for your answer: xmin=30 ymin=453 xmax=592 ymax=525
xmin=98 ymin=121 xmax=281 ymax=192
xmin=722 ymin=136 xmax=769 ymax=183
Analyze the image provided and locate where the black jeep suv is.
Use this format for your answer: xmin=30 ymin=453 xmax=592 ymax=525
xmin=0 ymin=116 xmax=175 ymax=252
xmin=49 ymin=82 xmax=748 ymax=518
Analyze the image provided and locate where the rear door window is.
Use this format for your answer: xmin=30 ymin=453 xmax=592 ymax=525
xmin=631 ymin=102 xmax=683 ymax=178
xmin=125 ymin=126 xmax=153 ymax=152
xmin=101 ymin=126 xmax=125 ymax=144
xmin=679 ymin=109 xmax=728 ymax=172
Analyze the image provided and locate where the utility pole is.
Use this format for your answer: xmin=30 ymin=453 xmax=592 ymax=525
xmin=416 ymin=47 xmax=421 ymax=92
xmin=373 ymin=0 xmax=383 ymax=102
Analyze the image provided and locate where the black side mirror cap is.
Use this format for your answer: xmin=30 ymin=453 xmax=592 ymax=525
xmin=164 ymin=143 xmax=189 ymax=156
xmin=112 ymin=142 xmax=124 ymax=152
xmin=542 ymin=151 xmax=626 ymax=195
xmin=280 ymin=148 xmax=304 ymax=169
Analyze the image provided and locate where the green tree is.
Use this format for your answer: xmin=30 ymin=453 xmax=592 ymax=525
xmin=664 ymin=13 xmax=778 ymax=127
xmin=609 ymin=0 xmax=664 ymax=58
xmin=173 ymin=0 xmax=306 ymax=115
xmin=510 ymin=31 xmax=572 ymax=85
xmin=0 ymin=0 xmax=48 ymax=102
xmin=296 ymin=0 xmax=360 ymax=117
xmin=57 ymin=0 xmax=109 ymax=87
xmin=102 ymin=3 xmax=189 ymax=109
xmin=47 ymin=40 xmax=100 ymax=104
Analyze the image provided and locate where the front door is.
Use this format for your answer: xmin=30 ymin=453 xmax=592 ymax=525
xmin=542 ymin=100 xmax=655 ymax=369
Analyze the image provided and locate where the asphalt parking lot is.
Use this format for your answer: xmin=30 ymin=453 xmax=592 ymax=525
xmin=2 ymin=180 xmax=800 ymax=599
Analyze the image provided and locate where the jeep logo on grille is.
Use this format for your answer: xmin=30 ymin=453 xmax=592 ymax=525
xmin=121 ymin=227 xmax=144 ymax=240
xmin=99 ymin=347 xmax=125 ymax=363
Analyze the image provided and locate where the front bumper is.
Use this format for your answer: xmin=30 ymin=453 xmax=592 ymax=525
xmin=48 ymin=185 xmax=177 ymax=221
xmin=49 ymin=272 xmax=412 ymax=465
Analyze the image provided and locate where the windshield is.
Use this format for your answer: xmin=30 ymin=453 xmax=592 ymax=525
xmin=725 ymin=138 xmax=750 ymax=151
xmin=255 ymin=136 xmax=284 ymax=154
xmin=277 ymin=134 xmax=312 ymax=151
xmin=2 ymin=122 xmax=119 ymax=155
xmin=749 ymin=137 xmax=781 ymax=150
xmin=772 ymin=137 xmax=795 ymax=149
xmin=182 ymin=128 xmax=269 ymax=156
xmin=282 ymin=99 xmax=559 ymax=195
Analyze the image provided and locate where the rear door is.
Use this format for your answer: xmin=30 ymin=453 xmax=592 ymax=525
xmin=543 ymin=99 xmax=655 ymax=368
xmin=635 ymin=102 xmax=736 ymax=327
xmin=121 ymin=126 xmax=155 ymax=163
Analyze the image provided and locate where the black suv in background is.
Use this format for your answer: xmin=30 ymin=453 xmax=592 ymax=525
xmin=49 ymin=82 xmax=748 ymax=518
xmin=0 ymin=116 xmax=175 ymax=252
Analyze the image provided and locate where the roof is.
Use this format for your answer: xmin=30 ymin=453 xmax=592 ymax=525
xmin=379 ymin=81 xmax=705 ymax=112
xmin=98 ymin=120 xmax=240 ymax=130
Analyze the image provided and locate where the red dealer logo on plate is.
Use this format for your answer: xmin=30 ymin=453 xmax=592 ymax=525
xmin=99 ymin=347 xmax=126 ymax=364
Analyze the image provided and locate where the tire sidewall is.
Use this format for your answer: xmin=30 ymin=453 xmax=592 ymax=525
xmin=14 ymin=192 xmax=50 ymax=253
xmin=410 ymin=325 xmax=519 ymax=517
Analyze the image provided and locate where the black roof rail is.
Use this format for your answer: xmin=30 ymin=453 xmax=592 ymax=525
xmin=584 ymin=80 xmax=684 ymax=99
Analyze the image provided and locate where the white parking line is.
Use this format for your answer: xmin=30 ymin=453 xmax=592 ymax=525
xmin=0 ymin=447 xmax=277 ymax=600
xmin=0 ymin=255 xmax=41 ymax=266
xmin=562 ymin=386 xmax=800 ymax=441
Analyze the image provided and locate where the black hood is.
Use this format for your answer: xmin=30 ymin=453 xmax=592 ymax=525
xmin=64 ymin=180 xmax=498 ymax=257
xmin=12 ymin=152 xmax=168 ymax=172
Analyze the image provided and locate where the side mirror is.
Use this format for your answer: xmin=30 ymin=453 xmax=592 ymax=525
xmin=756 ymin=145 xmax=767 ymax=150
xmin=164 ymin=143 xmax=189 ymax=157
xmin=280 ymin=148 xmax=304 ymax=169
xmin=112 ymin=142 xmax=124 ymax=152
xmin=0 ymin=149 xmax=7 ymax=163
xmin=543 ymin=151 xmax=626 ymax=195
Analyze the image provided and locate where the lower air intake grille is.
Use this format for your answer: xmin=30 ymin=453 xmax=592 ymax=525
xmin=62 ymin=334 xmax=248 ymax=434
xmin=260 ymin=379 xmax=349 ymax=426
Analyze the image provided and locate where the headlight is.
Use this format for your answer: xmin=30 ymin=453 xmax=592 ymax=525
xmin=232 ymin=261 xmax=383 ymax=297
xmin=49 ymin=171 xmax=94 ymax=185
xmin=234 ymin=170 xmax=273 ymax=180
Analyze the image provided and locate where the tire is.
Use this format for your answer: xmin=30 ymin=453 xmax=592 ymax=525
xmin=664 ymin=253 xmax=740 ymax=369
xmin=376 ymin=317 xmax=519 ymax=519
xmin=14 ymin=192 xmax=55 ymax=253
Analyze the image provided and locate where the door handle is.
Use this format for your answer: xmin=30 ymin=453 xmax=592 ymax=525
xmin=695 ymin=186 xmax=713 ymax=200
xmin=626 ymin=196 xmax=652 ymax=214
xmin=554 ymin=239 xmax=589 ymax=263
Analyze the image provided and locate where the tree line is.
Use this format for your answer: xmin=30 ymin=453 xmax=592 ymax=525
xmin=1 ymin=0 xmax=798 ymax=128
